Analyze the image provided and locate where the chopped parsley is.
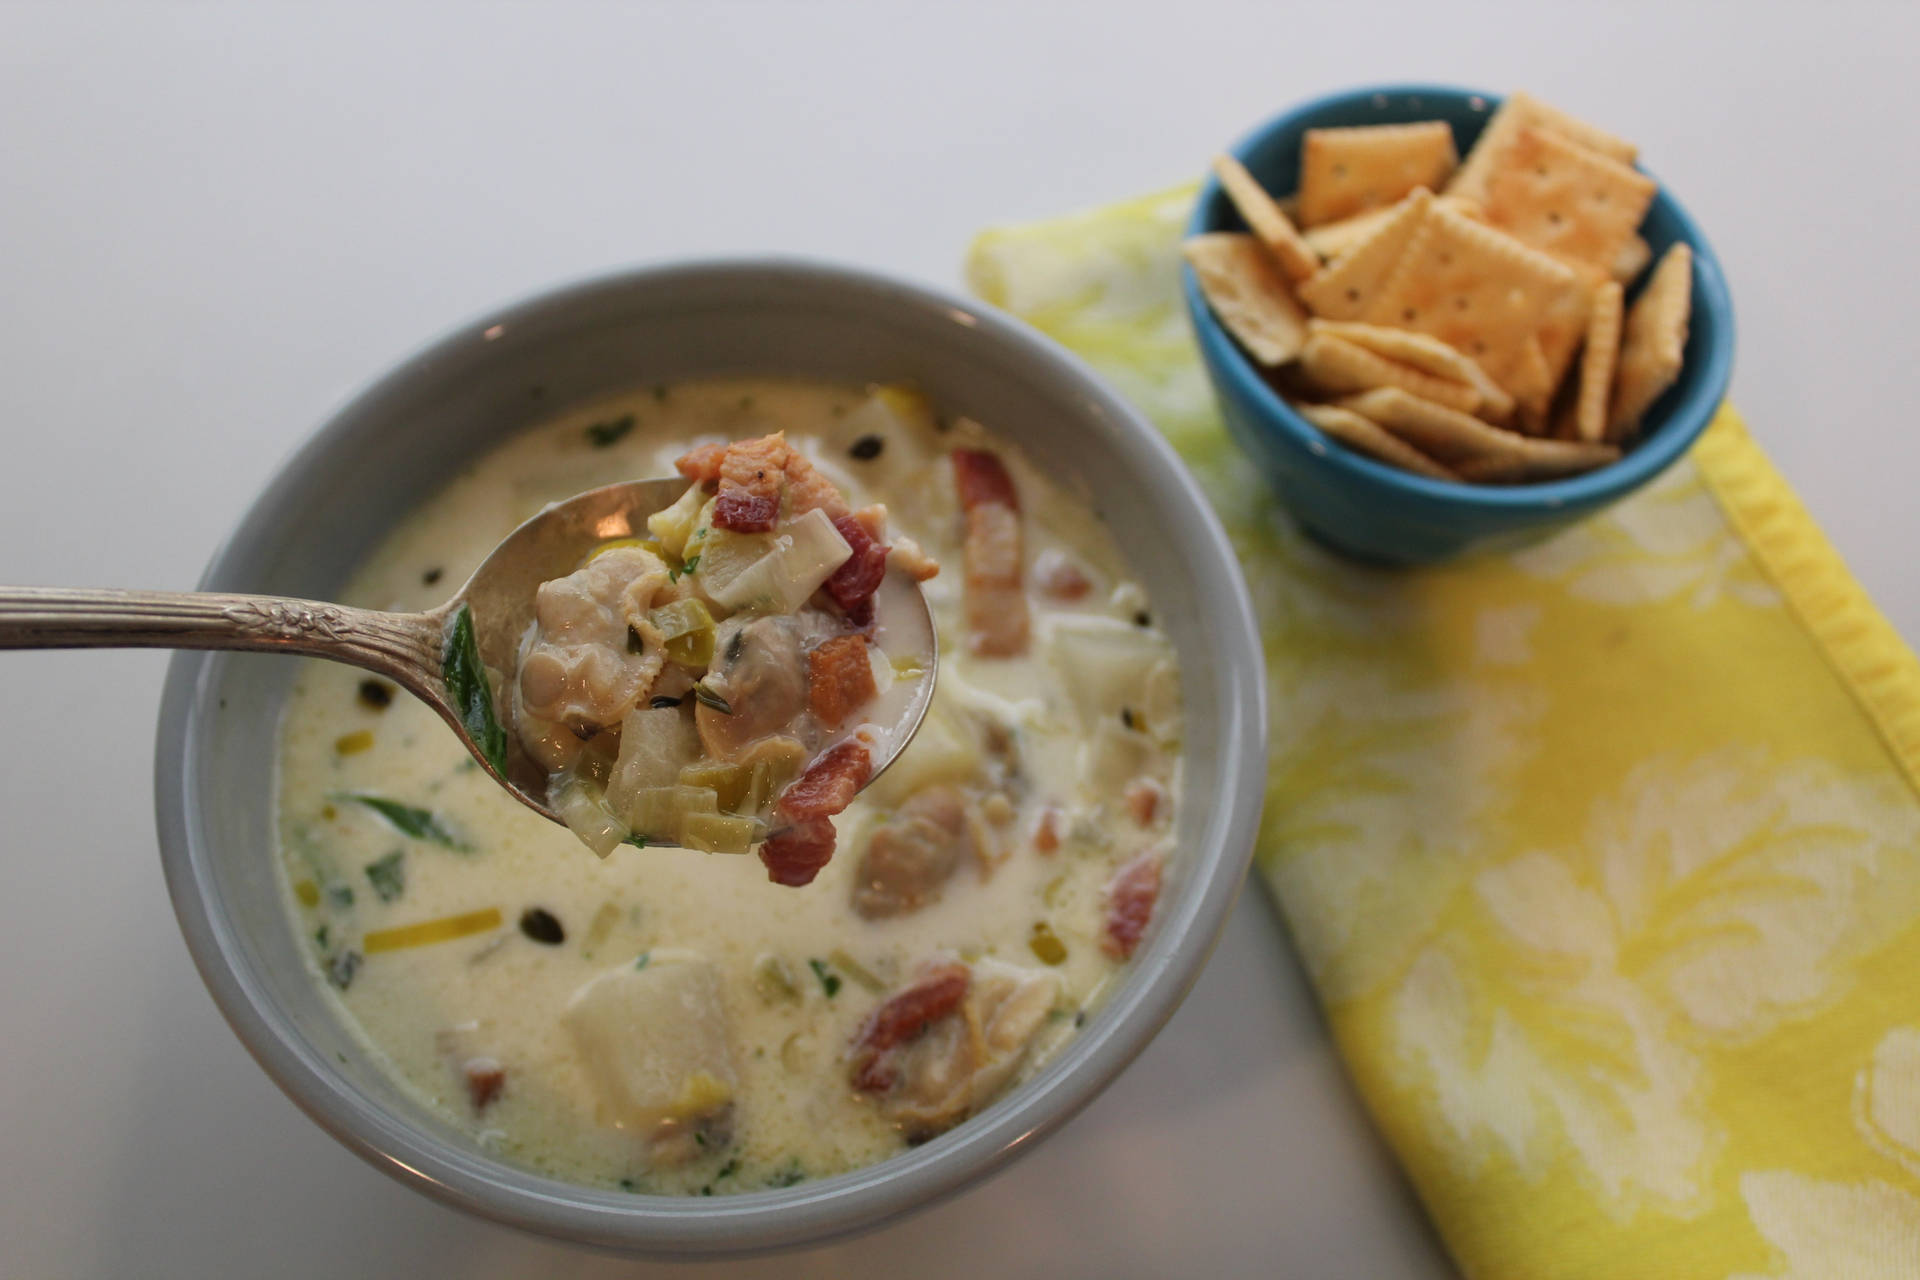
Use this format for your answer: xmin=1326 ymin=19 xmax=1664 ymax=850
xmin=633 ymin=951 xmax=651 ymax=971
xmin=808 ymin=958 xmax=841 ymax=998
xmin=364 ymin=850 xmax=406 ymax=903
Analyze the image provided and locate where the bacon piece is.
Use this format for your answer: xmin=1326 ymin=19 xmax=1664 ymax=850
xmin=778 ymin=738 xmax=872 ymax=821
xmin=712 ymin=432 xmax=791 ymax=532
xmin=850 ymin=504 xmax=888 ymax=541
xmin=463 ymin=1059 xmax=506 ymax=1112
xmin=1033 ymin=548 xmax=1092 ymax=602
xmin=850 ymin=963 xmax=971 ymax=1093
xmin=952 ymin=449 xmax=1021 ymax=512
xmin=889 ymin=535 xmax=940 ymax=583
xmin=759 ymin=815 xmax=837 ymax=887
xmin=808 ymin=634 xmax=877 ymax=729
xmin=1033 ymin=806 xmax=1062 ymax=854
xmin=823 ymin=514 xmax=889 ymax=614
xmin=952 ymin=450 xmax=1029 ymax=657
xmin=713 ymin=490 xmax=777 ymax=532
xmin=784 ymin=452 xmax=851 ymax=521
xmin=1101 ymin=850 xmax=1162 ymax=960
xmin=1123 ymin=778 xmax=1164 ymax=827
xmin=675 ymin=442 xmax=728 ymax=486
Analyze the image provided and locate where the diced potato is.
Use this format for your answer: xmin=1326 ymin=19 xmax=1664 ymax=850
xmin=562 ymin=952 xmax=738 ymax=1137
xmin=646 ymin=483 xmax=709 ymax=561
xmin=1048 ymin=620 xmax=1176 ymax=731
xmin=1079 ymin=720 xmax=1160 ymax=794
xmin=863 ymin=698 xmax=981 ymax=808
xmin=708 ymin=509 xmax=852 ymax=615
xmin=609 ymin=707 xmax=700 ymax=798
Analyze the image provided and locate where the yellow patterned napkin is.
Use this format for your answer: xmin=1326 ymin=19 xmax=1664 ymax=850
xmin=968 ymin=187 xmax=1920 ymax=1280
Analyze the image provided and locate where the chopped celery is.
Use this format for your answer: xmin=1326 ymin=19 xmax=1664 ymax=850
xmin=1029 ymin=921 xmax=1068 ymax=966
xmin=826 ymin=948 xmax=884 ymax=994
xmin=649 ymin=598 xmax=716 ymax=668
xmin=554 ymin=778 xmax=632 ymax=859
xmin=678 ymin=761 xmax=752 ymax=812
xmin=709 ymin=509 xmax=851 ymax=614
xmin=754 ymin=954 xmax=802 ymax=1004
xmin=646 ymin=484 xmax=709 ymax=560
xmin=620 ymin=784 xmax=720 ymax=841
xmin=680 ymin=811 xmax=758 ymax=855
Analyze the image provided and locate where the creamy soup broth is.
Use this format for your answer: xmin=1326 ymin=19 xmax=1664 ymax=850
xmin=274 ymin=377 xmax=1181 ymax=1194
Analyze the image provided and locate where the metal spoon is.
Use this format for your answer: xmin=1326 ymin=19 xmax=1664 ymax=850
xmin=0 ymin=479 xmax=938 ymax=838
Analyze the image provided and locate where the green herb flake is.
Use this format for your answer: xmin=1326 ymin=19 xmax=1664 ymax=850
xmin=716 ymin=1158 xmax=739 ymax=1179
xmin=808 ymin=958 xmax=841 ymax=998
xmin=634 ymin=951 xmax=651 ymax=971
xmin=624 ymin=833 xmax=650 ymax=849
xmin=364 ymin=850 xmax=406 ymax=902
xmin=332 ymin=791 xmax=471 ymax=851
xmin=326 ymin=949 xmax=362 ymax=991
xmin=692 ymin=683 xmax=733 ymax=715
xmin=314 ymin=925 xmax=330 ymax=951
xmin=325 ymin=883 xmax=355 ymax=911
xmin=584 ymin=413 xmax=636 ymax=448
xmin=681 ymin=553 xmax=701 ymax=576
xmin=766 ymin=1162 xmax=806 ymax=1189
xmin=694 ymin=1131 xmax=707 ymax=1149
xmin=441 ymin=605 xmax=509 ymax=776
xmin=618 ymin=1178 xmax=638 ymax=1192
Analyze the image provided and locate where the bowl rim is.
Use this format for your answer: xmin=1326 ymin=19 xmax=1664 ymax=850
xmin=151 ymin=255 xmax=1269 ymax=1255
xmin=1185 ymin=81 xmax=1736 ymax=511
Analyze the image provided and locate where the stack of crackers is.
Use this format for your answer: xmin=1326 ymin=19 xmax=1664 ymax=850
xmin=1187 ymin=91 xmax=1695 ymax=485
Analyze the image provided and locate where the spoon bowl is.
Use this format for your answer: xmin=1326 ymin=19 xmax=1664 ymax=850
xmin=0 ymin=476 xmax=938 ymax=842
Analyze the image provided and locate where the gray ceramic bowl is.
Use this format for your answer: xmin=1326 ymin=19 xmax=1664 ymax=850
xmin=153 ymin=259 xmax=1267 ymax=1255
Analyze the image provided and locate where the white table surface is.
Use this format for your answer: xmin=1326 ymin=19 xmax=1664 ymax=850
xmin=2 ymin=4 xmax=1914 ymax=1276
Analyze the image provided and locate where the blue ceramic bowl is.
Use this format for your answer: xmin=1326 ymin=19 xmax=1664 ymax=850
xmin=1184 ymin=84 xmax=1736 ymax=564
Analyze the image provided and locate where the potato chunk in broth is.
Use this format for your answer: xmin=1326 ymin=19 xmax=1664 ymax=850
xmin=274 ymin=378 xmax=1182 ymax=1193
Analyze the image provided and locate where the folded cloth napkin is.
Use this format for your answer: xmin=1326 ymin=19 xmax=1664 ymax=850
xmin=968 ymin=186 xmax=1920 ymax=1280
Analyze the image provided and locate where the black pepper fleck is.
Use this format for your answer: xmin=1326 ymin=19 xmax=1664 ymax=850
xmin=422 ymin=567 xmax=444 ymax=586
xmin=519 ymin=907 xmax=566 ymax=945
xmin=358 ymin=679 xmax=395 ymax=710
xmin=1120 ymin=707 xmax=1138 ymax=731
xmin=848 ymin=434 xmax=885 ymax=461
xmin=1133 ymin=610 xmax=1152 ymax=628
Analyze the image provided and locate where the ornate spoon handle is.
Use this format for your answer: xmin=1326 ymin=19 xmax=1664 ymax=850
xmin=0 ymin=587 xmax=442 ymax=689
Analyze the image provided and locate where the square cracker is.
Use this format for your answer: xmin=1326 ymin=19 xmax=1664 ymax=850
xmin=1302 ymin=194 xmax=1481 ymax=262
xmin=1298 ymin=122 xmax=1458 ymax=227
xmin=1294 ymin=402 xmax=1461 ymax=481
xmin=1449 ymin=90 xmax=1639 ymax=205
xmin=1297 ymin=331 xmax=1482 ymax=414
xmin=1455 ymin=436 xmax=1620 ymax=483
xmin=1360 ymin=202 xmax=1581 ymax=386
xmin=1183 ymin=233 xmax=1309 ymax=366
xmin=1573 ymin=281 xmax=1624 ymax=441
xmin=1609 ymin=243 xmax=1693 ymax=438
xmin=1298 ymin=187 xmax=1433 ymax=320
xmin=1212 ymin=153 xmax=1320 ymax=283
xmin=1308 ymin=318 xmax=1515 ymax=422
xmin=1336 ymin=386 xmax=1528 ymax=466
xmin=1479 ymin=126 xmax=1657 ymax=274
xmin=1612 ymin=233 xmax=1652 ymax=284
